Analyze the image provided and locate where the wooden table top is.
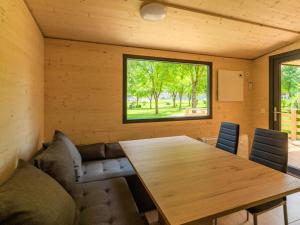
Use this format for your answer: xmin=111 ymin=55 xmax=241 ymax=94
xmin=120 ymin=136 xmax=300 ymax=225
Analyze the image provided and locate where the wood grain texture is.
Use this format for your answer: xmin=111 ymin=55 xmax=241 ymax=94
xmin=166 ymin=0 xmax=300 ymax=32
xmin=44 ymin=38 xmax=252 ymax=145
xmin=146 ymin=191 xmax=300 ymax=225
xmin=0 ymin=0 xmax=44 ymax=184
xmin=120 ymin=136 xmax=300 ymax=225
xmin=25 ymin=0 xmax=300 ymax=59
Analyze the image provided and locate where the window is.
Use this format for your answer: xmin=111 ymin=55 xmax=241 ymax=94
xmin=123 ymin=54 xmax=212 ymax=123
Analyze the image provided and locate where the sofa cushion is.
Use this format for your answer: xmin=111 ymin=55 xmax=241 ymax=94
xmin=34 ymin=140 xmax=76 ymax=193
xmin=73 ymin=178 xmax=147 ymax=225
xmin=78 ymin=158 xmax=135 ymax=183
xmin=0 ymin=160 xmax=76 ymax=225
xmin=105 ymin=142 xmax=126 ymax=158
xmin=54 ymin=130 xmax=83 ymax=179
xmin=77 ymin=143 xmax=106 ymax=161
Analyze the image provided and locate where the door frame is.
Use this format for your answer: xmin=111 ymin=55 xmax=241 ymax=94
xmin=269 ymin=49 xmax=300 ymax=130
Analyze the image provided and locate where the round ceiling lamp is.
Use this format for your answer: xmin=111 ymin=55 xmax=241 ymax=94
xmin=140 ymin=2 xmax=167 ymax=21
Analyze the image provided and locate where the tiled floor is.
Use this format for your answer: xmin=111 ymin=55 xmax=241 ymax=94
xmin=215 ymin=140 xmax=300 ymax=225
xmin=216 ymin=193 xmax=300 ymax=225
xmin=146 ymin=193 xmax=300 ymax=225
xmin=288 ymin=141 xmax=300 ymax=170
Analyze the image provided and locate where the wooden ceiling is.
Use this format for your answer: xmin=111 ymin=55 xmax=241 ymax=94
xmin=25 ymin=0 xmax=300 ymax=59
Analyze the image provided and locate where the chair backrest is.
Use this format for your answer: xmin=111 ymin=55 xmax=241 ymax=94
xmin=250 ymin=128 xmax=288 ymax=173
xmin=216 ymin=122 xmax=240 ymax=154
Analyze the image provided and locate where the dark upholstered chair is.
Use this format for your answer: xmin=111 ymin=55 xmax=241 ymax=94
xmin=216 ymin=122 xmax=240 ymax=155
xmin=247 ymin=128 xmax=289 ymax=225
xmin=214 ymin=122 xmax=239 ymax=225
xmin=214 ymin=128 xmax=288 ymax=225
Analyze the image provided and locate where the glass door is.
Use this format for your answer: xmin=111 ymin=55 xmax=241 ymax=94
xmin=270 ymin=50 xmax=300 ymax=175
xmin=280 ymin=62 xmax=300 ymax=172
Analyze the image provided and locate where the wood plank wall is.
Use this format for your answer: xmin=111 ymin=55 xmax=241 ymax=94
xmin=0 ymin=0 xmax=44 ymax=184
xmin=45 ymin=38 xmax=252 ymax=145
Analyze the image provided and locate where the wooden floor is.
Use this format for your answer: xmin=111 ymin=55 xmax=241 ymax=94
xmin=146 ymin=193 xmax=300 ymax=225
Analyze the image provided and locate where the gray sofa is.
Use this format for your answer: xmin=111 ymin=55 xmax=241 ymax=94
xmin=31 ymin=130 xmax=155 ymax=223
xmin=0 ymin=133 xmax=149 ymax=225
xmin=44 ymin=130 xmax=155 ymax=213
xmin=49 ymin=130 xmax=136 ymax=183
xmin=0 ymin=159 xmax=147 ymax=225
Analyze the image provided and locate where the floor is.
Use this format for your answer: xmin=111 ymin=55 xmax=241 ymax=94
xmin=288 ymin=141 xmax=300 ymax=170
xmin=216 ymin=193 xmax=300 ymax=225
xmin=145 ymin=193 xmax=300 ymax=225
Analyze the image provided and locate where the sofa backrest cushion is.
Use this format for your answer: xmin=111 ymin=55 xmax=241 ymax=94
xmin=54 ymin=130 xmax=83 ymax=179
xmin=105 ymin=142 xmax=125 ymax=158
xmin=77 ymin=143 xmax=106 ymax=161
xmin=0 ymin=160 xmax=76 ymax=225
xmin=34 ymin=140 xmax=76 ymax=194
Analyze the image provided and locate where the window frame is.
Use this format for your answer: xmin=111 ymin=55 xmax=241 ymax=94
xmin=123 ymin=54 xmax=213 ymax=124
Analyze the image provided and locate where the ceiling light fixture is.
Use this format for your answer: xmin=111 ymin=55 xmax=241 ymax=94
xmin=140 ymin=2 xmax=167 ymax=21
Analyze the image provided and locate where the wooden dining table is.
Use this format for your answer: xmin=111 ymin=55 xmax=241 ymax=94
xmin=119 ymin=136 xmax=300 ymax=225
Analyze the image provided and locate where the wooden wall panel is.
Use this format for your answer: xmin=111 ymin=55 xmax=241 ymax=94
xmin=45 ymin=38 xmax=252 ymax=145
xmin=0 ymin=0 xmax=44 ymax=183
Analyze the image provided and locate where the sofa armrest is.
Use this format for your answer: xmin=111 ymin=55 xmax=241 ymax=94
xmin=76 ymin=143 xmax=106 ymax=161
xmin=105 ymin=142 xmax=126 ymax=159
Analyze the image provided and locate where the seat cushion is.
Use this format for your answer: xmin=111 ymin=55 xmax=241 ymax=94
xmin=73 ymin=178 xmax=147 ymax=225
xmin=79 ymin=158 xmax=135 ymax=183
xmin=247 ymin=198 xmax=285 ymax=214
xmin=0 ymin=160 xmax=76 ymax=225
xmin=34 ymin=140 xmax=76 ymax=194
xmin=54 ymin=130 xmax=84 ymax=179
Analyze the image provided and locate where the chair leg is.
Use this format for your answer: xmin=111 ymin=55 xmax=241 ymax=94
xmin=246 ymin=211 xmax=249 ymax=221
xmin=253 ymin=213 xmax=258 ymax=225
xmin=283 ymin=202 xmax=288 ymax=225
